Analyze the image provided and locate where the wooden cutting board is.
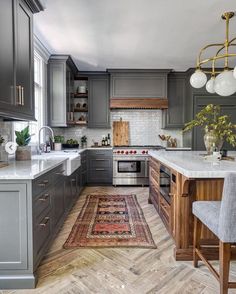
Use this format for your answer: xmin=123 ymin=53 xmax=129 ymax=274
xmin=113 ymin=120 xmax=129 ymax=146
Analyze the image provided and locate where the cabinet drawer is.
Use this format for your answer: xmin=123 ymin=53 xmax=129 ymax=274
xmin=89 ymin=158 xmax=112 ymax=169
xmin=34 ymin=209 xmax=52 ymax=265
xmin=32 ymin=173 xmax=52 ymax=196
xmin=88 ymin=150 xmax=112 ymax=157
xmin=88 ymin=169 xmax=112 ymax=183
xmin=34 ymin=189 xmax=53 ymax=220
xmin=149 ymin=157 xmax=160 ymax=171
xmin=159 ymin=195 xmax=170 ymax=230
xmin=149 ymin=182 xmax=159 ymax=212
xmin=149 ymin=167 xmax=159 ymax=188
xmin=52 ymin=165 xmax=65 ymax=183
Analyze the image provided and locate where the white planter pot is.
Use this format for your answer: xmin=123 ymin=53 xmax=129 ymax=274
xmin=54 ymin=143 xmax=62 ymax=151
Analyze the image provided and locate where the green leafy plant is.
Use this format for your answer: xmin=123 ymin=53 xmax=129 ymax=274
xmin=54 ymin=135 xmax=64 ymax=143
xmin=183 ymin=104 xmax=236 ymax=147
xmin=81 ymin=135 xmax=87 ymax=143
xmin=0 ymin=135 xmax=4 ymax=145
xmin=15 ymin=126 xmax=31 ymax=146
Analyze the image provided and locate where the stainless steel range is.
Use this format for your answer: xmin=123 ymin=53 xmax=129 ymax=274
xmin=113 ymin=146 xmax=163 ymax=186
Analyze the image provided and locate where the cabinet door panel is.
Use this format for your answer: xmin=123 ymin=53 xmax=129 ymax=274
xmin=193 ymin=96 xmax=236 ymax=150
xmin=53 ymin=180 xmax=64 ymax=228
xmin=16 ymin=0 xmax=34 ymax=118
xmin=0 ymin=0 xmax=15 ymax=110
xmin=88 ymin=75 xmax=110 ymax=128
xmin=0 ymin=183 xmax=28 ymax=270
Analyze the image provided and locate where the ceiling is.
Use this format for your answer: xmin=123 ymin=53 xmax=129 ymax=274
xmin=34 ymin=0 xmax=236 ymax=71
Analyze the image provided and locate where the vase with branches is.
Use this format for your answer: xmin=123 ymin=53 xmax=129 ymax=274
xmin=183 ymin=104 xmax=236 ymax=154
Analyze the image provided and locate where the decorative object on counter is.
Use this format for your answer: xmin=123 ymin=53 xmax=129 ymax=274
xmin=54 ymin=135 xmax=64 ymax=151
xmin=190 ymin=12 xmax=236 ymax=97
xmin=81 ymin=135 xmax=87 ymax=149
xmin=113 ymin=119 xmax=129 ymax=146
xmin=77 ymin=85 xmax=87 ymax=94
xmin=15 ymin=126 xmax=32 ymax=161
xmin=183 ymin=104 xmax=236 ymax=154
xmin=62 ymin=139 xmax=79 ymax=149
xmin=158 ymin=134 xmax=171 ymax=148
xmin=107 ymin=133 xmax=111 ymax=146
xmin=0 ymin=136 xmax=8 ymax=163
xmin=63 ymin=194 xmax=156 ymax=249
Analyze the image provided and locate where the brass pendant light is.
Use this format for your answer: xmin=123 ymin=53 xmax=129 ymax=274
xmin=190 ymin=12 xmax=236 ymax=96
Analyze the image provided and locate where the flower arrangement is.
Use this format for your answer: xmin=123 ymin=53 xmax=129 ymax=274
xmin=183 ymin=104 xmax=236 ymax=147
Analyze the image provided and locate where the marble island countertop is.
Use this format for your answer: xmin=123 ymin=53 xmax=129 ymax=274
xmin=149 ymin=150 xmax=236 ymax=178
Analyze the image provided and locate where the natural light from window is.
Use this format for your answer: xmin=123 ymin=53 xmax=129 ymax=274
xmin=13 ymin=51 xmax=46 ymax=144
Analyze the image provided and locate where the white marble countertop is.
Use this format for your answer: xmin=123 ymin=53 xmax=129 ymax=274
xmin=0 ymin=158 xmax=66 ymax=180
xmin=0 ymin=147 xmax=113 ymax=180
xmin=149 ymin=150 xmax=236 ymax=178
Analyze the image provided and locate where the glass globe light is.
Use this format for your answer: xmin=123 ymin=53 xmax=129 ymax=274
xmin=214 ymin=70 xmax=236 ymax=96
xmin=190 ymin=69 xmax=207 ymax=88
xmin=206 ymin=77 xmax=215 ymax=93
xmin=233 ymin=66 xmax=236 ymax=79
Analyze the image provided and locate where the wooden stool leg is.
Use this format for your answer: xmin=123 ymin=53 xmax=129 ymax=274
xmin=193 ymin=216 xmax=201 ymax=268
xmin=219 ymin=241 xmax=231 ymax=294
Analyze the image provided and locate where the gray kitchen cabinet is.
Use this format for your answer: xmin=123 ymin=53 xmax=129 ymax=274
xmin=48 ymin=55 xmax=78 ymax=127
xmin=107 ymin=69 xmax=170 ymax=99
xmin=87 ymin=149 xmax=112 ymax=185
xmin=192 ymin=96 xmax=236 ymax=151
xmin=0 ymin=0 xmax=43 ymax=121
xmin=88 ymin=74 xmax=110 ymax=128
xmin=0 ymin=162 xmax=85 ymax=289
xmin=162 ymin=72 xmax=186 ymax=128
xmin=80 ymin=150 xmax=87 ymax=188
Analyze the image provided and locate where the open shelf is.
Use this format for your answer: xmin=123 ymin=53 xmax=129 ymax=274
xmin=73 ymin=108 xmax=88 ymax=112
xmin=67 ymin=121 xmax=87 ymax=126
xmin=74 ymin=93 xmax=88 ymax=98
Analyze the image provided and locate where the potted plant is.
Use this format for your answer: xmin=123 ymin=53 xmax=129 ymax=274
xmin=15 ymin=126 xmax=32 ymax=160
xmin=54 ymin=135 xmax=64 ymax=151
xmin=183 ymin=104 xmax=236 ymax=154
xmin=81 ymin=135 xmax=87 ymax=149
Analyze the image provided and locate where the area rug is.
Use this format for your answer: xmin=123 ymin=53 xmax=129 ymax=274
xmin=63 ymin=194 xmax=156 ymax=249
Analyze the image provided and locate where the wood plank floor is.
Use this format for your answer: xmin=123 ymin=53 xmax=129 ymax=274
xmin=3 ymin=186 xmax=236 ymax=294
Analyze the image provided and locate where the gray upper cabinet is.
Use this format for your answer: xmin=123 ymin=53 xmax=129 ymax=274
xmin=88 ymin=74 xmax=110 ymax=128
xmin=193 ymin=96 xmax=236 ymax=151
xmin=162 ymin=72 xmax=186 ymax=129
xmin=48 ymin=55 xmax=78 ymax=127
xmin=0 ymin=0 xmax=43 ymax=121
xmin=108 ymin=69 xmax=170 ymax=98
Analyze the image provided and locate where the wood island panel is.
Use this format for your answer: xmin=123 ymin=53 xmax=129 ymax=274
xmin=149 ymin=155 xmax=225 ymax=261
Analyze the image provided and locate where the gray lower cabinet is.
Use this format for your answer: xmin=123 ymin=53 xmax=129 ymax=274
xmin=80 ymin=150 xmax=87 ymax=188
xmin=87 ymin=150 xmax=112 ymax=185
xmin=48 ymin=55 xmax=78 ymax=127
xmin=0 ymin=163 xmax=82 ymax=289
xmin=88 ymin=75 xmax=110 ymax=128
xmin=162 ymin=72 xmax=186 ymax=129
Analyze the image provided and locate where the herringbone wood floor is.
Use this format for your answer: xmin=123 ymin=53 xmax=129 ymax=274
xmin=3 ymin=186 xmax=236 ymax=294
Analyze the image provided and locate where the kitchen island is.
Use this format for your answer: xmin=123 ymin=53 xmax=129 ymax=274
xmin=148 ymin=150 xmax=236 ymax=261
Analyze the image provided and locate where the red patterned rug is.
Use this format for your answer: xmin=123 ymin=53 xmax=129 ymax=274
xmin=63 ymin=194 xmax=156 ymax=249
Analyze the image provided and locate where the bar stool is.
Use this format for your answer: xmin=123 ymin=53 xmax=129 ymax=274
xmin=192 ymin=173 xmax=236 ymax=294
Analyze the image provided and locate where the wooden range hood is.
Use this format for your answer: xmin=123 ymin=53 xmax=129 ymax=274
xmin=108 ymin=69 xmax=170 ymax=110
xmin=110 ymin=98 xmax=168 ymax=109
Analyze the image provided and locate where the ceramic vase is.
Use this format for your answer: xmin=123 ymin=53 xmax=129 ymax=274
xmin=15 ymin=146 xmax=31 ymax=161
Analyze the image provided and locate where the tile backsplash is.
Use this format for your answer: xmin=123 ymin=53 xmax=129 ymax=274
xmin=53 ymin=110 xmax=183 ymax=147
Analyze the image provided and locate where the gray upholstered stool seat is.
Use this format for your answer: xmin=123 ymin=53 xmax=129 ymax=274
xmin=192 ymin=173 xmax=236 ymax=294
xmin=192 ymin=201 xmax=221 ymax=237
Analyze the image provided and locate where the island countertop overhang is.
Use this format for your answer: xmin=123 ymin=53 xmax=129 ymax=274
xmin=149 ymin=150 xmax=236 ymax=178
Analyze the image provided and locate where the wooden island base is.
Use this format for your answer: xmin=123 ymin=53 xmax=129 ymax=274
xmin=149 ymin=156 xmax=225 ymax=261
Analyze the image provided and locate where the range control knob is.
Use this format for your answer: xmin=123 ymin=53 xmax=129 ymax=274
xmin=130 ymin=150 xmax=133 ymax=154
xmin=117 ymin=150 xmax=120 ymax=154
xmin=146 ymin=150 xmax=148 ymax=154
xmin=134 ymin=150 xmax=137 ymax=154
xmin=121 ymin=150 xmax=124 ymax=154
xmin=142 ymin=150 xmax=146 ymax=154
xmin=125 ymin=151 xmax=129 ymax=155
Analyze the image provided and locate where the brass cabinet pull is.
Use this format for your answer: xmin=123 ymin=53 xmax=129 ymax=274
xmin=71 ymin=178 xmax=76 ymax=182
xmin=38 ymin=179 xmax=49 ymax=187
xmin=39 ymin=216 xmax=50 ymax=227
xmin=18 ymin=86 xmax=22 ymax=105
xmin=16 ymin=86 xmax=21 ymax=105
xmin=55 ymin=170 xmax=65 ymax=175
xmin=95 ymin=168 xmax=105 ymax=171
xmin=169 ymin=193 xmax=175 ymax=197
xmin=38 ymin=193 xmax=50 ymax=202
xmin=95 ymin=159 xmax=106 ymax=161
xmin=21 ymin=87 xmax=24 ymax=105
